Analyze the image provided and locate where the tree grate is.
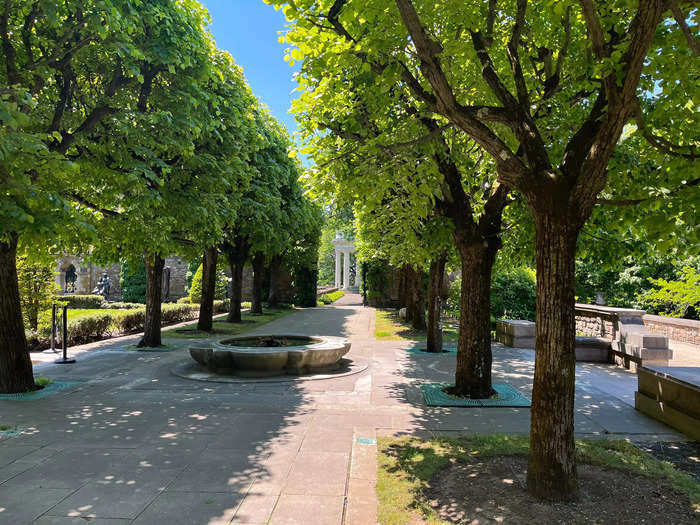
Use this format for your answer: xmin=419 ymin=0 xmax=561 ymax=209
xmin=0 ymin=381 xmax=82 ymax=401
xmin=421 ymin=382 xmax=531 ymax=407
xmin=405 ymin=344 xmax=457 ymax=355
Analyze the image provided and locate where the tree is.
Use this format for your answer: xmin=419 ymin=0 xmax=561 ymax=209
xmin=0 ymin=0 xmax=195 ymax=391
xmin=16 ymin=249 xmax=59 ymax=331
xmin=222 ymin=110 xmax=318 ymax=318
xmin=88 ymin=46 xmax=258 ymax=346
xmin=269 ymin=0 xmax=698 ymax=500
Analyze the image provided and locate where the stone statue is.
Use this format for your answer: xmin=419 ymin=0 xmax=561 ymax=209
xmin=162 ymin=267 xmax=171 ymax=301
xmin=92 ymin=273 xmax=111 ymax=299
xmin=64 ymin=265 xmax=77 ymax=293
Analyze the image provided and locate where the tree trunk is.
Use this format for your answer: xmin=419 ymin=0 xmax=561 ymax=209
xmin=138 ymin=254 xmax=165 ymax=348
xmin=426 ymin=254 xmax=446 ymax=353
xmin=398 ymin=265 xmax=409 ymax=307
xmin=197 ymin=247 xmax=218 ymax=332
xmin=450 ymin=243 xmax=497 ymax=398
xmin=409 ymin=267 xmax=427 ymax=331
xmin=0 ymin=235 xmax=35 ymax=393
xmin=228 ymin=260 xmax=245 ymax=323
xmin=527 ymin=214 xmax=579 ymax=501
xmin=267 ymin=255 xmax=282 ymax=307
xmin=251 ymin=252 xmax=265 ymax=315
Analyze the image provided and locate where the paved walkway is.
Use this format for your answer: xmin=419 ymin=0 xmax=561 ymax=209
xmin=0 ymin=294 xmax=687 ymax=524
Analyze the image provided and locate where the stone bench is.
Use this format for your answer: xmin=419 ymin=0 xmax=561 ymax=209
xmin=575 ymin=336 xmax=611 ymax=362
xmin=496 ymin=320 xmax=535 ymax=348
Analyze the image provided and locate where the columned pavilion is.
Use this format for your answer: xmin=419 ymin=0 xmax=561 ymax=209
xmin=332 ymin=232 xmax=361 ymax=290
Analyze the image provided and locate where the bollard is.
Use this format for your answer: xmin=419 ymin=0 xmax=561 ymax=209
xmin=54 ymin=304 xmax=75 ymax=364
xmin=43 ymin=303 xmax=59 ymax=354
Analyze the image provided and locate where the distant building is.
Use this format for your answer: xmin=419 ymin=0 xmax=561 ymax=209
xmin=54 ymin=256 xmax=190 ymax=301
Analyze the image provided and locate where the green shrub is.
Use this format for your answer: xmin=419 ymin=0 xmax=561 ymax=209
xmin=213 ymin=299 xmax=230 ymax=313
xmin=637 ymin=267 xmax=700 ymax=319
xmin=364 ymin=260 xmax=392 ymax=306
xmin=120 ymin=260 xmax=147 ymax=303
xmin=294 ymin=267 xmax=318 ymax=307
xmin=491 ymin=267 xmax=537 ymax=321
xmin=25 ymin=330 xmax=49 ymax=352
xmin=319 ymin=290 xmax=345 ymax=304
xmin=18 ymin=254 xmax=59 ymax=330
xmin=54 ymin=294 xmax=103 ymax=309
xmin=161 ymin=303 xmax=199 ymax=324
xmin=177 ymin=296 xmax=191 ymax=304
xmin=66 ymin=314 xmax=113 ymax=345
xmin=445 ymin=278 xmax=461 ymax=317
xmin=100 ymin=301 xmax=142 ymax=309
xmin=188 ymin=263 xmax=228 ymax=303
xmin=112 ymin=309 xmax=146 ymax=333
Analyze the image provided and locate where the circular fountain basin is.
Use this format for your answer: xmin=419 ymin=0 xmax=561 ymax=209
xmin=189 ymin=334 xmax=351 ymax=377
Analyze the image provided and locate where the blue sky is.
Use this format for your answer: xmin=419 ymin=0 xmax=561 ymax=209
xmin=200 ymin=0 xmax=300 ymax=139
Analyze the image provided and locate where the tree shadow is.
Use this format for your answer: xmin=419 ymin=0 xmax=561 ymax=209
xmin=0 ymin=304 xmax=362 ymax=524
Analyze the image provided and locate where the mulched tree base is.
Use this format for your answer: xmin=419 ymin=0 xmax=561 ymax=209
xmin=424 ymin=455 xmax=697 ymax=524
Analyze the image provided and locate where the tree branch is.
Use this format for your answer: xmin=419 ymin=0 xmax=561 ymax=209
xmin=506 ymin=0 xmax=531 ymax=109
xmin=633 ymin=99 xmax=697 ymax=159
xmin=670 ymin=1 xmax=699 ymax=55
xmin=579 ymin=0 xmax=608 ymax=59
xmin=1 ymin=0 xmax=19 ymax=84
xmin=596 ymin=176 xmax=700 ymax=206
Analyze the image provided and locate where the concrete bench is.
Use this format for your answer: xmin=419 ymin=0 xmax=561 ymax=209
xmin=496 ymin=320 xmax=535 ymax=348
xmin=575 ymin=336 xmax=611 ymax=362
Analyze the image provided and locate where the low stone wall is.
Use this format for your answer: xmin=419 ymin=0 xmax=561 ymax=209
xmin=575 ymin=304 xmax=671 ymax=370
xmin=643 ymin=315 xmax=700 ymax=346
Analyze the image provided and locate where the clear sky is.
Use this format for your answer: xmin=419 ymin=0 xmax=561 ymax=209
xmin=199 ymin=0 xmax=300 ymax=139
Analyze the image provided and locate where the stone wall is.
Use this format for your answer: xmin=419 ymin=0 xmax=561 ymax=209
xmin=55 ymin=255 xmax=296 ymax=304
xmin=163 ymin=257 xmax=189 ymax=299
xmin=574 ymin=303 xmax=671 ymax=370
xmin=643 ymin=315 xmax=700 ymax=346
xmin=575 ymin=308 xmax=616 ymax=339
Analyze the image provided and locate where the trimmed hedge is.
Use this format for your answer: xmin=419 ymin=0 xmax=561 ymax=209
xmin=101 ymin=301 xmax=142 ymax=310
xmin=55 ymin=294 xmax=104 ymax=309
xmin=319 ymin=290 xmax=345 ymax=304
xmin=26 ymin=299 xmax=231 ymax=351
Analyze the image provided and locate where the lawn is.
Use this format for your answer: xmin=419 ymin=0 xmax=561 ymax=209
xmin=374 ymin=309 xmax=459 ymax=342
xmin=163 ymin=306 xmax=295 ymax=339
xmin=377 ymin=435 xmax=700 ymax=525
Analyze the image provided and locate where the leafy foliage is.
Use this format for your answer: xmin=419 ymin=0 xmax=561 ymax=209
xmin=188 ymin=263 xmax=228 ymax=303
xmin=491 ymin=268 xmax=537 ymax=321
xmin=638 ymin=267 xmax=700 ymax=319
xmin=319 ymin=290 xmax=345 ymax=304
xmin=56 ymin=295 xmax=104 ymax=309
xmin=17 ymin=253 xmax=58 ymax=330
xmin=120 ymin=261 xmax=147 ymax=304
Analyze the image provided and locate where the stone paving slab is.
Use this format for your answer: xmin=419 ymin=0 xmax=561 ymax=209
xmin=0 ymin=293 xmax=690 ymax=524
xmin=133 ymin=491 xmax=243 ymax=524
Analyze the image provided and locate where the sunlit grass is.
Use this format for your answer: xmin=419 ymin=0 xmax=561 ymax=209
xmin=374 ymin=309 xmax=459 ymax=342
xmin=377 ymin=435 xmax=700 ymax=524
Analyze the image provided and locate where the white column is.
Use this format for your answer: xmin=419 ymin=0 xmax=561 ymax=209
xmin=343 ymin=251 xmax=350 ymax=290
xmin=355 ymin=254 xmax=362 ymax=290
xmin=334 ymin=249 xmax=341 ymax=288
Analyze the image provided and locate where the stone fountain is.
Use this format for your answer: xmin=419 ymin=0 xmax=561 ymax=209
xmin=188 ymin=334 xmax=351 ymax=377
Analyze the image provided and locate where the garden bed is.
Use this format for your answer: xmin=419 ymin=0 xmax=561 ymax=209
xmin=378 ymin=435 xmax=699 ymax=524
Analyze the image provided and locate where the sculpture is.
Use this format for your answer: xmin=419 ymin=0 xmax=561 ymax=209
xmin=92 ymin=273 xmax=111 ymax=299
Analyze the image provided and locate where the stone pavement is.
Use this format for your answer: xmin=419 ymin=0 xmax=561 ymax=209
xmin=0 ymin=293 xmax=686 ymax=524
